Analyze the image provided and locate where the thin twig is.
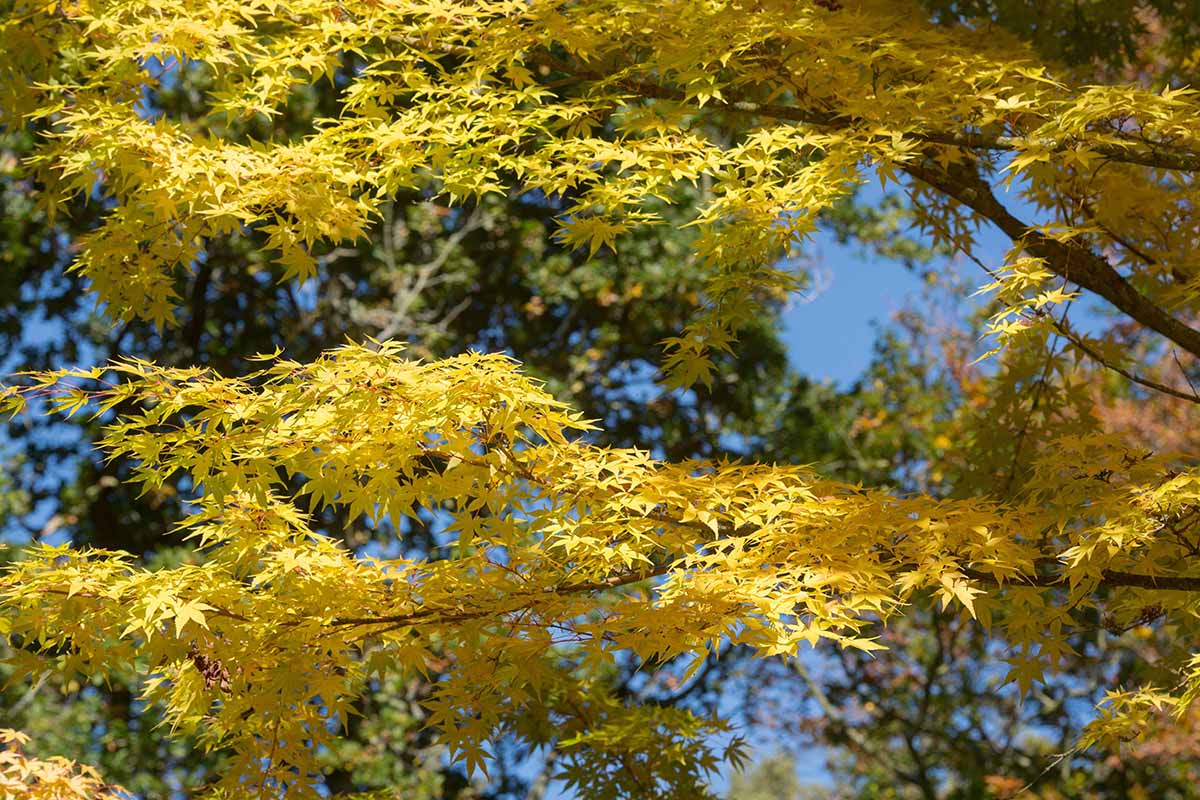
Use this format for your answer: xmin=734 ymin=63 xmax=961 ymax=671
xmin=1045 ymin=313 xmax=1200 ymax=403
xmin=1173 ymin=349 xmax=1200 ymax=399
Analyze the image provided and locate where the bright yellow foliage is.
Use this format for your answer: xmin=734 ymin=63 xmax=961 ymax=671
xmin=0 ymin=729 xmax=126 ymax=799
xmin=9 ymin=0 xmax=1200 ymax=365
xmin=3 ymin=0 xmax=1200 ymax=796
xmin=3 ymin=342 xmax=1200 ymax=794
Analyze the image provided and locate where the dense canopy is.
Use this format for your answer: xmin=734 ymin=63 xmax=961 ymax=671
xmin=3 ymin=0 xmax=1200 ymax=797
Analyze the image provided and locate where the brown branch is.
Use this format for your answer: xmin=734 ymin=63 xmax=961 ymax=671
xmin=902 ymin=159 xmax=1200 ymax=359
xmin=38 ymin=587 xmax=252 ymax=622
xmin=532 ymin=54 xmax=1200 ymax=173
xmin=1042 ymin=312 xmax=1200 ymax=403
xmin=960 ymin=566 xmax=1200 ymax=592
xmin=327 ymin=560 xmax=673 ymax=628
xmin=527 ymin=55 xmax=1200 ymax=357
xmin=330 ymin=554 xmax=1200 ymax=637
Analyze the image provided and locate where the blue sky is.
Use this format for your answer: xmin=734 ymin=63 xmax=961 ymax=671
xmin=781 ymin=238 xmax=929 ymax=385
xmin=781 ymin=179 xmax=1082 ymax=387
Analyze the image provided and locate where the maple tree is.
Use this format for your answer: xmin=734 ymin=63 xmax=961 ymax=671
xmin=0 ymin=83 xmax=797 ymax=797
xmin=729 ymin=276 xmax=1200 ymax=799
xmin=0 ymin=40 xmax=793 ymax=795
xmin=733 ymin=6 xmax=1200 ymax=798
xmin=0 ymin=729 xmax=126 ymax=799
xmin=4 ymin=0 xmax=1200 ymax=797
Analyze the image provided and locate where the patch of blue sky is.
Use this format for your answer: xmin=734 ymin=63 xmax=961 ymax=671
xmin=784 ymin=175 xmax=1110 ymax=388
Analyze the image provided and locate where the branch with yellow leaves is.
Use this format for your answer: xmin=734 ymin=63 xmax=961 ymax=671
xmin=901 ymin=158 xmax=1200 ymax=360
xmin=1039 ymin=311 xmax=1200 ymax=404
xmin=531 ymin=54 xmax=1200 ymax=175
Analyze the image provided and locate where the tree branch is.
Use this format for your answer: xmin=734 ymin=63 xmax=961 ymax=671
xmin=530 ymin=55 xmax=1200 ymax=357
xmin=959 ymin=565 xmax=1200 ymax=592
xmin=1041 ymin=311 xmax=1200 ymax=403
xmin=902 ymin=159 xmax=1200 ymax=359
xmin=327 ymin=560 xmax=673 ymax=628
xmin=534 ymin=55 xmax=1200 ymax=173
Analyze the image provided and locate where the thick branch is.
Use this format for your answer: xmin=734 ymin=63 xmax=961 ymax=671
xmin=528 ymin=56 xmax=1200 ymax=356
xmin=903 ymin=159 xmax=1200 ymax=359
xmin=961 ymin=566 xmax=1200 ymax=592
